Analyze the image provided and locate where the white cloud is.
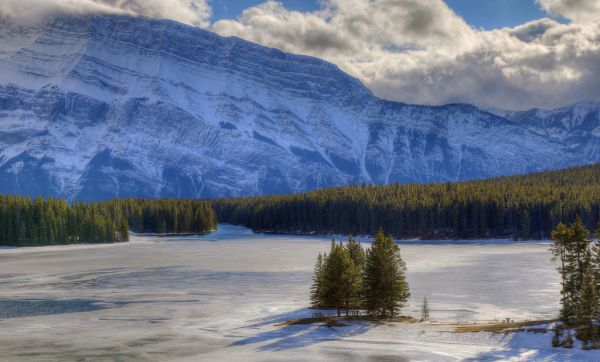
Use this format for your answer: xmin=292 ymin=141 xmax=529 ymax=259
xmin=1 ymin=0 xmax=599 ymax=110
xmin=211 ymin=0 xmax=600 ymax=110
xmin=0 ymin=0 xmax=212 ymax=27
xmin=537 ymin=0 xmax=600 ymax=24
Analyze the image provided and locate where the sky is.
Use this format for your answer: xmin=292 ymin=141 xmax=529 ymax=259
xmin=1 ymin=0 xmax=600 ymax=110
xmin=210 ymin=0 xmax=557 ymax=30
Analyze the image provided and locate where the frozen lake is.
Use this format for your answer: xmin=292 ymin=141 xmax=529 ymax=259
xmin=0 ymin=224 xmax=595 ymax=361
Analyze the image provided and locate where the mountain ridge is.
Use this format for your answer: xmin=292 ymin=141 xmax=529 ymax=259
xmin=0 ymin=14 xmax=597 ymax=201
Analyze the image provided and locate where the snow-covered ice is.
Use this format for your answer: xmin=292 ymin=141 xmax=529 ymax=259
xmin=0 ymin=224 xmax=597 ymax=361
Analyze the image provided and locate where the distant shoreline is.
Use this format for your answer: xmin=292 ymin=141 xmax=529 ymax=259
xmin=234 ymin=226 xmax=553 ymax=245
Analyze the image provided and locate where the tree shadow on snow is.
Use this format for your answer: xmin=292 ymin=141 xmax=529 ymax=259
xmin=229 ymin=308 xmax=374 ymax=351
xmin=238 ymin=308 xmax=320 ymax=328
xmin=464 ymin=328 xmax=600 ymax=361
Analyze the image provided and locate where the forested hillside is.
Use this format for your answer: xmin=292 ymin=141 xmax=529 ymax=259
xmin=213 ymin=164 xmax=600 ymax=240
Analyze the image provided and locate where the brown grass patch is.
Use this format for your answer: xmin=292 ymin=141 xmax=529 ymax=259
xmin=454 ymin=319 xmax=557 ymax=333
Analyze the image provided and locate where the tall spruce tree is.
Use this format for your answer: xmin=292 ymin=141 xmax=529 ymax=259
xmin=363 ymin=230 xmax=410 ymax=317
xmin=346 ymin=235 xmax=366 ymax=309
xmin=346 ymin=235 xmax=366 ymax=268
xmin=592 ymin=224 xmax=600 ymax=292
xmin=551 ymin=222 xmax=572 ymax=322
xmin=310 ymin=253 xmax=324 ymax=308
xmin=577 ymin=266 xmax=599 ymax=332
xmin=552 ymin=217 xmax=593 ymax=324
xmin=322 ymin=241 xmax=351 ymax=316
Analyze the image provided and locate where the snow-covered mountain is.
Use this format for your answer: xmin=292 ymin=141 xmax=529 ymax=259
xmin=487 ymin=102 xmax=600 ymax=161
xmin=0 ymin=15 xmax=597 ymax=201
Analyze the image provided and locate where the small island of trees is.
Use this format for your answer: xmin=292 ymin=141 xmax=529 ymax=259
xmin=310 ymin=230 xmax=410 ymax=318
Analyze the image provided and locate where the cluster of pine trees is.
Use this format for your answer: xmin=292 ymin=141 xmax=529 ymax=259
xmin=101 ymin=199 xmax=217 ymax=234
xmin=310 ymin=230 xmax=410 ymax=318
xmin=0 ymin=195 xmax=129 ymax=246
xmin=551 ymin=217 xmax=600 ymax=349
xmin=214 ymin=164 xmax=600 ymax=240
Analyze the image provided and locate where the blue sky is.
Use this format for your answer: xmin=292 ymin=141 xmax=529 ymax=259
xmin=209 ymin=0 xmax=556 ymax=29
xmin=210 ymin=0 xmax=320 ymax=20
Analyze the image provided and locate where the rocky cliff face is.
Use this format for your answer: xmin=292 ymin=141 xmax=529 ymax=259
xmin=0 ymin=15 xmax=595 ymax=200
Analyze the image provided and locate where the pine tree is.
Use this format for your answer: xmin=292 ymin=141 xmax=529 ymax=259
xmin=310 ymin=253 xmax=324 ymax=308
xmin=363 ymin=230 xmax=410 ymax=317
xmin=551 ymin=222 xmax=572 ymax=322
xmin=421 ymin=296 xmax=430 ymax=322
xmin=322 ymin=241 xmax=349 ymax=316
xmin=120 ymin=219 xmax=130 ymax=242
xmin=552 ymin=217 xmax=593 ymax=325
xmin=593 ymin=224 xmax=600 ymax=292
xmin=346 ymin=235 xmax=365 ymax=268
xmin=577 ymin=266 xmax=599 ymax=343
xmin=346 ymin=235 xmax=366 ymax=308
xmin=342 ymin=249 xmax=362 ymax=316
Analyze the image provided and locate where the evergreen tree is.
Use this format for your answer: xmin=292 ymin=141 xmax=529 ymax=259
xmin=321 ymin=241 xmax=349 ymax=316
xmin=346 ymin=235 xmax=366 ymax=308
xmin=552 ymin=217 xmax=593 ymax=324
xmin=421 ymin=296 xmax=430 ymax=322
xmin=342 ymin=249 xmax=362 ymax=316
xmin=552 ymin=222 xmax=573 ymax=322
xmin=593 ymin=224 xmax=600 ymax=292
xmin=346 ymin=235 xmax=366 ymax=268
xmin=312 ymin=238 xmax=364 ymax=316
xmin=120 ymin=219 xmax=130 ymax=242
xmin=310 ymin=253 xmax=324 ymax=308
xmin=363 ymin=230 xmax=410 ymax=317
xmin=577 ymin=266 xmax=598 ymax=332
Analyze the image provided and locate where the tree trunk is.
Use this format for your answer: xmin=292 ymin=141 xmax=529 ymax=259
xmin=345 ymin=295 xmax=349 ymax=316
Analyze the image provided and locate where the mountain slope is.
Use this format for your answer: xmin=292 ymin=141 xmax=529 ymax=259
xmin=0 ymin=15 xmax=595 ymax=200
xmin=488 ymin=101 xmax=600 ymax=161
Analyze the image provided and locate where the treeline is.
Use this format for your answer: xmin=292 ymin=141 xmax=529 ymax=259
xmin=0 ymin=195 xmax=129 ymax=246
xmin=551 ymin=218 xmax=600 ymax=349
xmin=213 ymin=164 xmax=600 ymax=240
xmin=102 ymin=199 xmax=217 ymax=234
xmin=0 ymin=197 xmax=218 ymax=246
xmin=311 ymin=231 xmax=409 ymax=317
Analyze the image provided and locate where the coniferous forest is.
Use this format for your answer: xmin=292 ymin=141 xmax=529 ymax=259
xmin=0 ymin=197 xmax=217 ymax=246
xmin=3 ymin=163 xmax=600 ymax=246
xmin=0 ymin=195 xmax=129 ymax=246
xmin=104 ymin=198 xmax=217 ymax=235
xmin=213 ymin=164 xmax=600 ymax=240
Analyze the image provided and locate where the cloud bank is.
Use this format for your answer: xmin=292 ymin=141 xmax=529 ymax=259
xmin=0 ymin=0 xmax=211 ymax=27
xmin=537 ymin=0 xmax=600 ymax=23
xmin=212 ymin=0 xmax=600 ymax=110
xmin=1 ymin=0 xmax=599 ymax=110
